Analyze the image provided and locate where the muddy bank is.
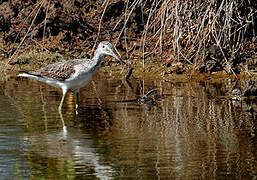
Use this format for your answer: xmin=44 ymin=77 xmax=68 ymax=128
xmin=2 ymin=57 xmax=257 ymax=99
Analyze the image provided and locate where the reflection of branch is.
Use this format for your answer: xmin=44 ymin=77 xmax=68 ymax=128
xmin=126 ymin=67 xmax=134 ymax=80
xmin=124 ymin=67 xmax=134 ymax=90
xmin=39 ymin=85 xmax=48 ymax=132
xmin=91 ymin=80 xmax=103 ymax=107
xmin=125 ymin=79 xmax=133 ymax=89
xmin=113 ymin=88 xmax=158 ymax=104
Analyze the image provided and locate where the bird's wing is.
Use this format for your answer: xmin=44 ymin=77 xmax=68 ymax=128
xmin=29 ymin=59 xmax=84 ymax=81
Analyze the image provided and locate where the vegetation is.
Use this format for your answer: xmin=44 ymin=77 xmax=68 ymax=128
xmin=0 ymin=0 xmax=256 ymax=74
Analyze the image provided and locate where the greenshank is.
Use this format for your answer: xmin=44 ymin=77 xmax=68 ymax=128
xmin=18 ymin=41 xmax=124 ymax=111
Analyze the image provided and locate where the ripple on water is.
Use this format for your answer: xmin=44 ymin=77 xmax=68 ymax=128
xmin=0 ymin=75 xmax=256 ymax=179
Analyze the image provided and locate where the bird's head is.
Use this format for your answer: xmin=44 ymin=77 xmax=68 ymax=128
xmin=96 ymin=41 xmax=126 ymax=64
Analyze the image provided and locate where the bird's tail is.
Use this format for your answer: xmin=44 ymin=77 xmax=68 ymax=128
xmin=18 ymin=70 xmax=42 ymax=78
xmin=18 ymin=70 xmax=31 ymax=77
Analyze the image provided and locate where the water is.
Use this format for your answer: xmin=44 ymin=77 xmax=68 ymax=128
xmin=0 ymin=72 xmax=256 ymax=179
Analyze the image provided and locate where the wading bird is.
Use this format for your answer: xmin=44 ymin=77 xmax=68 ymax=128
xmin=18 ymin=41 xmax=124 ymax=112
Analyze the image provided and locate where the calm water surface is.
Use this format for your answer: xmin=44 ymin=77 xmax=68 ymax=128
xmin=0 ymin=72 xmax=256 ymax=179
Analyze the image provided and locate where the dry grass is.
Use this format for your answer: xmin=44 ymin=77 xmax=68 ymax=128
xmin=1 ymin=0 xmax=256 ymax=73
xmin=112 ymin=0 xmax=256 ymax=72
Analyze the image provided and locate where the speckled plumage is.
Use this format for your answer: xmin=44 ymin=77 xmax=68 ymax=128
xmin=18 ymin=41 xmax=123 ymax=111
xmin=21 ymin=58 xmax=99 ymax=82
xmin=23 ymin=60 xmax=79 ymax=81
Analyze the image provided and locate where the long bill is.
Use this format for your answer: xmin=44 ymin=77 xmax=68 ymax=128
xmin=106 ymin=47 xmax=127 ymax=65
xmin=110 ymin=53 xmax=126 ymax=65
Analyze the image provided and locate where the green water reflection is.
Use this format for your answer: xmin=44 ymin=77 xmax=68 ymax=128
xmin=0 ymin=73 xmax=256 ymax=179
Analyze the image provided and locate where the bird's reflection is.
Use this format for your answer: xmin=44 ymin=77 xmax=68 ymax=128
xmin=27 ymin=112 xmax=114 ymax=179
xmin=58 ymin=109 xmax=68 ymax=138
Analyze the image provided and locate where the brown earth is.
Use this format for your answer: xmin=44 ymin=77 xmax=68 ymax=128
xmin=0 ymin=0 xmax=145 ymax=63
xmin=0 ymin=0 xmax=256 ymax=86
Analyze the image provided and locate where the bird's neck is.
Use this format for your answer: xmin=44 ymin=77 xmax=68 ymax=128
xmin=91 ymin=49 xmax=104 ymax=69
xmin=92 ymin=49 xmax=104 ymax=63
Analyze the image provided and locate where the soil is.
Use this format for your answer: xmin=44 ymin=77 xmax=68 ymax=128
xmin=0 ymin=0 xmax=144 ymax=61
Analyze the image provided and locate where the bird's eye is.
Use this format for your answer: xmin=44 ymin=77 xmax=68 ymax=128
xmin=102 ymin=45 xmax=105 ymax=48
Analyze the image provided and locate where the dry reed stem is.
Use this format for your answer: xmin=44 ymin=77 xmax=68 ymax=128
xmin=92 ymin=0 xmax=110 ymax=58
xmin=43 ymin=0 xmax=50 ymax=43
xmin=114 ymin=0 xmax=139 ymax=47
xmin=13 ymin=1 xmax=43 ymax=43
xmin=2 ymin=0 xmax=46 ymax=73
xmin=141 ymin=0 xmax=157 ymax=68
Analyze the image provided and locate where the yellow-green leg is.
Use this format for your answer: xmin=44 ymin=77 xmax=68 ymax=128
xmin=58 ymin=87 xmax=68 ymax=137
xmin=58 ymin=88 xmax=68 ymax=112
xmin=75 ymin=89 xmax=79 ymax=115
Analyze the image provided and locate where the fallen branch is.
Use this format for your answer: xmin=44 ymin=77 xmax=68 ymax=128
xmin=112 ymin=88 xmax=158 ymax=104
